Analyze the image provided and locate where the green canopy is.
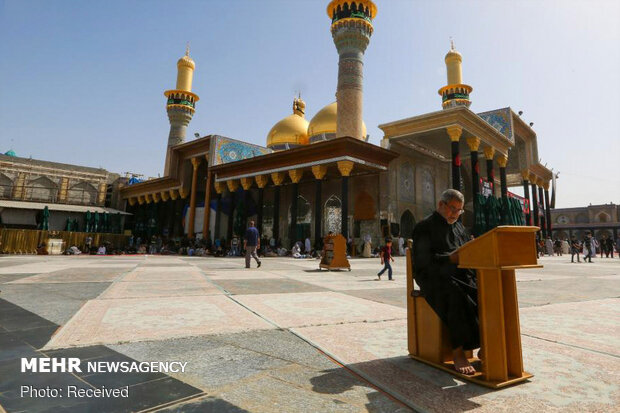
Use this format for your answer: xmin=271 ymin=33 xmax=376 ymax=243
xmin=485 ymin=196 xmax=501 ymax=231
xmin=42 ymin=206 xmax=49 ymax=230
xmin=94 ymin=211 xmax=100 ymax=232
xmin=85 ymin=211 xmax=91 ymax=232
xmin=473 ymin=194 xmax=487 ymax=237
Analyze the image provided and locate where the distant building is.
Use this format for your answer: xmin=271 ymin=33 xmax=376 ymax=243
xmin=551 ymin=204 xmax=619 ymax=241
xmin=0 ymin=152 xmax=128 ymax=231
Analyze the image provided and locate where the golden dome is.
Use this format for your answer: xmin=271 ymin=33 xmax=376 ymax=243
xmin=307 ymin=101 xmax=367 ymax=142
xmin=266 ymin=98 xmax=309 ymax=150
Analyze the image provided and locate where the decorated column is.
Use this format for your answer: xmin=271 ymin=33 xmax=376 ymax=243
xmin=447 ymin=126 xmax=463 ymax=191
xmin=312 ymin=165 xmax=327 ymax=249
xmin=338 ymin=161 xmax=354 ymax=238
xmin=271 ymin=172 xmax=285 ymax=243
xmin=530 ymin=173 xmax=540 ymax=229
xmin=537 ymin=180 xmax=547 ymax=239
xmin=187 ymin=157 xmax=200 ymax=238
xmin=255 ymin=175 xmax=269 ymax=238
xmin=467 ymin=137 xmax=481 ymax=197
xmin=240 ymin=177 xmax=254 ymax=230
xmin=288 ymin=169 xmax=303 ymax=247
xmin=544 ymin=181 xmax=552 ymax=238
xmin=522 ymin=170 xmax=531 ymax=225
xmin=213 ymin=182 xmax=225 ymax=240
xmin=202 ymin=156 xmax=212 ymax=240
xmin=226 ymin=180 xmax=239 ymax=241
xmin=498 ymin=154 xmax=508 ymax=198
xmin=484 ymin=147 xmax=495 ymax=197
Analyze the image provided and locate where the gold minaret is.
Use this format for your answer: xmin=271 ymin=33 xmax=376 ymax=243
xmin=438 ymin=40 xmax=472 ymax=109
xmin=163 ymin=44 xmax=200 ymax=174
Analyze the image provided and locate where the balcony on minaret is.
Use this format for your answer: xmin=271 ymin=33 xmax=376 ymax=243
xmin=329 ymin=1 xmax=375 ymax=24
xmin=164 ymin=90 xmax=199 ymax=113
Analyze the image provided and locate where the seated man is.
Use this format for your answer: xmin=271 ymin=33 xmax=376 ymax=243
xmin=412 ymin=189 xmax=479 ymax=375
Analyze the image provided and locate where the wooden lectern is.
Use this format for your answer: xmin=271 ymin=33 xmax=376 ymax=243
xmin=407 ymin=226 xmax=541 ymax=388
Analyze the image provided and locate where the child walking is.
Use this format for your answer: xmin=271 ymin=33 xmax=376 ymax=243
xmin=377 ymin=238 xmax=395 ymax=281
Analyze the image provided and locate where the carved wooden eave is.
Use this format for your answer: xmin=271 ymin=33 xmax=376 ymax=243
xmin=210 ymin=137 xmax=399 ymax=183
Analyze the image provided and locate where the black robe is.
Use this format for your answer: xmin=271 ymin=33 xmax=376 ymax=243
xmin=412 ymin=211 xmax=479 ymax=350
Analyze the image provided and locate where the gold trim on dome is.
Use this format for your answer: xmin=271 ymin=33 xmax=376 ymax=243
xmin=169 ymin=189 xmax=179 ymax=200
xmin=152 ymin=192 xmax=161 ymax=203
xmin=266 ymin=98 xmax=309 ymax=149
xmin=161 ymin=191 xmax=170 ymax=202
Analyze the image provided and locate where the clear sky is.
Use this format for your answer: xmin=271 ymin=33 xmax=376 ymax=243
xmin=1 ymin=0 xmax=618 ymax=208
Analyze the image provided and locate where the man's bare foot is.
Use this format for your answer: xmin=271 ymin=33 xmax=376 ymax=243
xmin=453 ymin=347 xmax=476 ymax=375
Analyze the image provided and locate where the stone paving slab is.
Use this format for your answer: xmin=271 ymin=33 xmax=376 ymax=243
xmin=6 ymin=271 xmax=123 ymax=284
xmin=212 ymin=278 xmax=329 ymax=295
xmin=293 ymin=320 xmax=620 ymax=412
xmin=520 ymin=298 xmax=620 ymax=356
xmin=284 ymin=273 xmax=406 ymax=291
xmin=121 ymin=269 xmax=205 ymax=282
xmin=204 ymin=270 xmax=286 ymax=280
xmin=0 ymin=282 xmax=112 ymax=325
xmin=234 ymin=291 xmax=405 ymax=328
xmin=339 ymin=288 xmax=407 ymax=309
xmin=0 ymin=264 xmax=70 ymax=274
xmin=100 ymin=279 xmax=224 ymax=299
xmin=45 ymin=295 xmax=275 ymax=348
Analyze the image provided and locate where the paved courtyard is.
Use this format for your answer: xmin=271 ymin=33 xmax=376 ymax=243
xmin=0 ymin=254 xmax=618 ymax=412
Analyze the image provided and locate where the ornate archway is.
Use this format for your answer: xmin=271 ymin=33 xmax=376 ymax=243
xmin=400 ymin=209 xmax=415 ymax=239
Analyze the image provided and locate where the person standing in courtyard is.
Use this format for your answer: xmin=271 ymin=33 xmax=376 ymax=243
xmin=583 ymin=232 xmax=594 ymax=263
xmin=244 ymin=221 xmax=261 ymax=269
xmin=377 ymin=238 xmax=395 ymax=280
xmin=570 ymin=236 xmax=581 ymax=263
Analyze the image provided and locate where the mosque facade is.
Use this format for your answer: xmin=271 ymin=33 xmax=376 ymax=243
xmin=121 ymin=0 xmax=555 ymax=248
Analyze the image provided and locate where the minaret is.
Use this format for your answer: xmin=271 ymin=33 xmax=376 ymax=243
xmin=328 ymin=0 xmax=377 ymax=139
xmin=163 ymin=45 xmax=199 ymax=174
xmin=438 ymin=40 xmax=473 ymax=109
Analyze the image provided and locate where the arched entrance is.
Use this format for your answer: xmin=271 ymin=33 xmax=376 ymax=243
xmin=400 ymin=210 xmax=415 ymax=239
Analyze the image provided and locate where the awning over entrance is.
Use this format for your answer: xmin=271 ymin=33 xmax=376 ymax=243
xmin=0 ymin=200 xmax=131 ymax=215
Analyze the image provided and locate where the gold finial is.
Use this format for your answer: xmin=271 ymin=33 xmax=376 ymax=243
xmin=185 ymin=42 xmax=190 ymax=56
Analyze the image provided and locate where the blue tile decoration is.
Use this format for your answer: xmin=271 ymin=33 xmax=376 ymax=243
xmin=211 ymin=136 xmax=271 ymax=166
xmin=477 ymin=107 xmax=514 ymax=143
